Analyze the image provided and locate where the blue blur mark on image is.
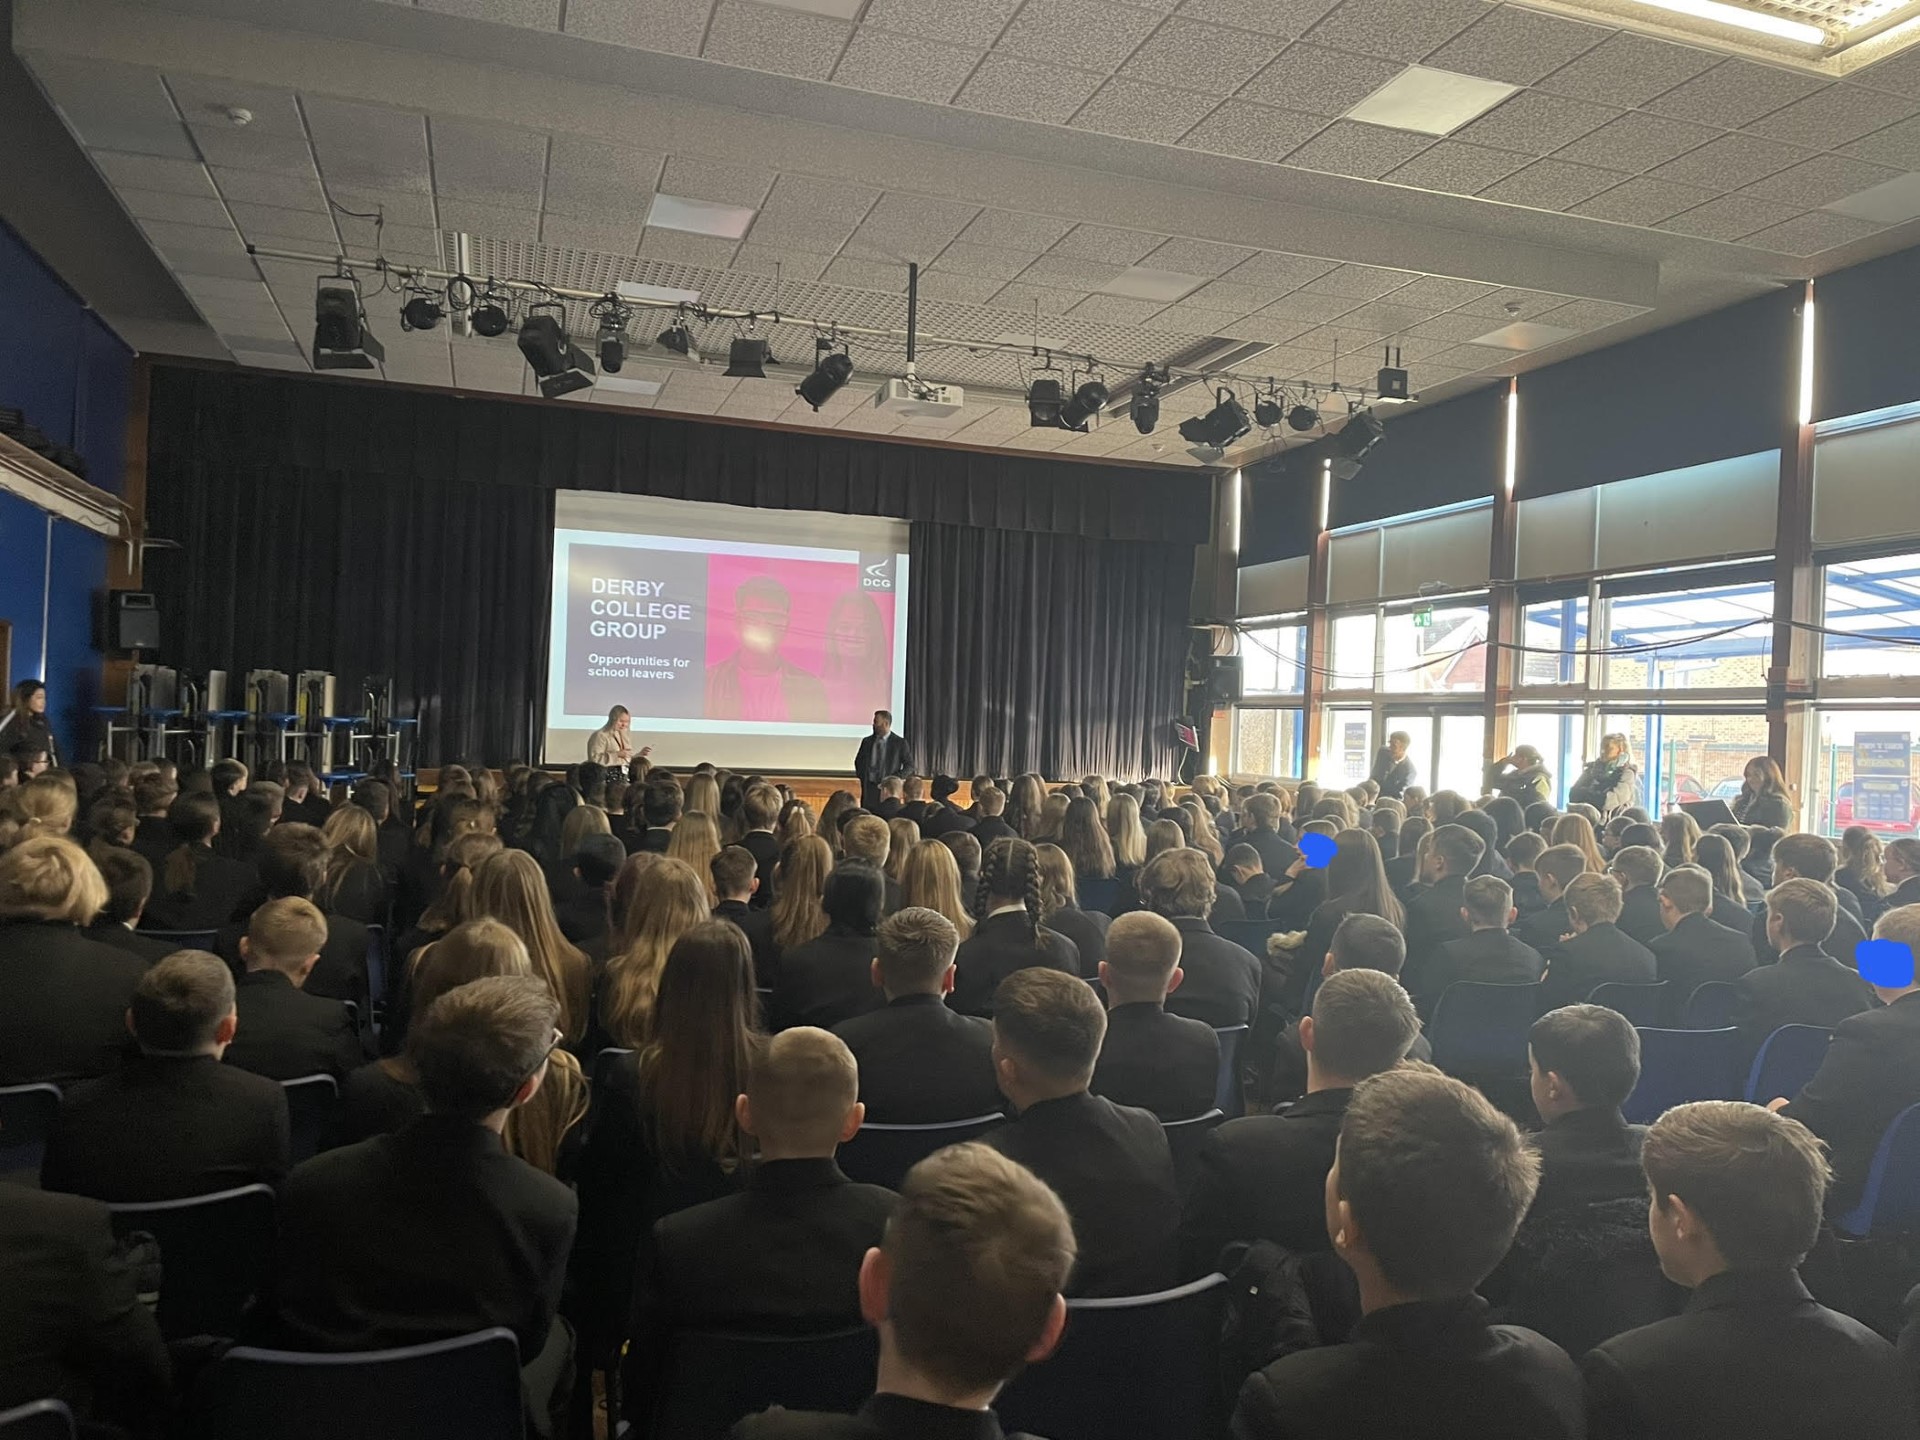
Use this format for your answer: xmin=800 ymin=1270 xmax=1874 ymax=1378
xmin=1300 ymin=832 xmax=1337 ymax=869
xmin=1857 ymin=939 xmax=1915 ymax=989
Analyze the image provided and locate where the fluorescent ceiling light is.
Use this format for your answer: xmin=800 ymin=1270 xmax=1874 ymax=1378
xmin=616 ymin=281 xmax=704 ymax=306
xmin=1825 ymin=171 xmax=1920 ymax=224
xmin=595 ymin=375 xmax=666 ymax=395
xmin=646 ymin=194 xmax=756 ymax=239
xmin=753 ymin=0 xmax=863 ymax=15
xmin=1099 ymin=267 xmax=1204 ymax=302
xmin=1345 ymin=66 xmax=1519 ymax=136
xmin=1468 ymin=321 xmax=1580 ymax=350
xmin=1621 ymin=0 xmax=1826 ymax=44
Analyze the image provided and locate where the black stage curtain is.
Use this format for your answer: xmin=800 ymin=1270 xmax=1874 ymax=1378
xmin=144 ymin=366 xmax=1203 ymax=771
xmin=907 ymin=522 xmax=1192 ymax=780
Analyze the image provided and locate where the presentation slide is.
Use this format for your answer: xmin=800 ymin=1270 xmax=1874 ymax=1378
xmin=545 ymin=492 xmax=910 ymax=770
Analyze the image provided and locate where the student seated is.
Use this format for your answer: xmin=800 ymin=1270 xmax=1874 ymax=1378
xmin=983 ymin=968 xmax=1178 ymax=1298
xmin=1539 ymin=874 xmax=1657 ymax=1012
xmin=1267 ymin=914 xmax=1435 ymax=1103
xmin=771 ymin=864 xmax=888 ymax=1032
xmin=1505 ymin=833 xmax=1548 ymax=917
xmin=555 ymin=832 xmax=623 ymax=951
xmin=1514 ymin=844 xmax=1587 ymax=965
xmin=1137 ymin=846 xmax=1260 ymax=1029
xmin=267 ymin=975 xmax=577 ymax=1434
xmin=1225 ymin=844 xmax=1276 ymax=912
xmin=41 ymin=950 xmax=291 ymax=1201
xmin=140 ymin=791 xmax=259 ymax=933
xmin=1750 ymin=834 xmax=1868 ymax=965
xmin=1181 ymin=967 xmax=1421 ymax=1279
xmin=950 ymin=839 xmax=1080 ymax=1017
xmin=1773 ymin=903 xmax=1920 ymax=1217
xmin=1582 ymin=1101 xmax=1912 ymax=1440
xmin=1416 ymin=875 xmax=1545 ymax=1016
xmin=1401 ymin=824 xmax=1486 ymax=985
xmin=842 ymin=815 xmax=904 ymax=914
xmin=82 ymin=844 xmax=176 ymax=965
xmin=634 ymin=778 xmax=682 ymax=855
xmin=215 ymin=823 xmax=370 ymax=1008
xmin=1608 ymin=846 xmax=1668 ymax=947
xmin=625 ymin=1028 xmax=896 ymax=1427
xmin=223 ymin=897 xmax=365 ymax=1082
xmin=713 ymin=844 xmax=779 ymax=987
xmin=1526 ymin=1005 xmax=1646 ymax=1211
xmin=733 ymin=1143 xmax=1073 ymax=1440
xmin=1089 ymin=911 xmax=1221 ymax=1121
xmin=1648 ymin=865 xmax=1754 ymax=1024
xmin=1231 ymin=1068 xmax=1583 ymax=1440
xmin=1731 ymin=878 xmax=1876 ymax=1067
xmin=833 ymin=907 xmax=999 ymax=1123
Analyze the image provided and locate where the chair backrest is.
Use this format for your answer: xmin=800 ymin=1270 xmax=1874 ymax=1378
xmin=107 ymin=1183 xmax=276 ymax=1340
xmin=1428 ymin=982 xmax=1543 ymax=1077
xmin=1213 ymin=919 xmax=1276 ymax=956
xmin=1836 ymin=1103 xmax=1920 ymax=1239
xmin=0 ymin=1400 xmax=74 ymax=1440
xmin=281 ymin=1074 xmax=341 ymax=1164
xmin=1162 ymin=1109 xmax=1225 ymax=1197
xmin=836 ymin=1114 xmax=1004 ymax=1190
xmin=1587 ymin=981 xmax=1668 ymax=1027
xmin=997 ymin=1273 xmax=1230 ymax=1440
xmin=592 ymin=1047 xmax=633 ymax=1092
xmin=1212 ymin=1025 xmax=1248 ymax=1114
xmin=652 ymin=1326 xmax=877 ymax=1440
xmin=1744 ymin=1024 xmax=1833 ymax=1105
xmin=1682 ymin=980 xmax=1741 ymax=1030
xmin=0 ymin=1082 xmax=62 ymax=1171
xmin=141 ymin=929 xmax=218 ymax=950
xmin=192 ymin=1327 xmax=523 ymax=1440
xmin=1622 ymin=1028 xmax=1742 ymax=1125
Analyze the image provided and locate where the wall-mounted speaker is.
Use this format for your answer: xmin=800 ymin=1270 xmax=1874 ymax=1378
xmin=109 ymin=592 xmax=160 ymax=651
xmin=1205 ymin=654 xmax=1243 ymax=707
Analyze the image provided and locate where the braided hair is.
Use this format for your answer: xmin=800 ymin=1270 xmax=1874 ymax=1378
xmin=977 ymin=836 xmax=1047 ymax=946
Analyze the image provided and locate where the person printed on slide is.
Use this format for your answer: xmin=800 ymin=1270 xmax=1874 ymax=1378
xmin=824 ymin=591 xmax=893 ymax=726
xmin=706 ymin=577 xmax=828 ymax=724
xmin=588 ymin=706 xmax=651 ymax=769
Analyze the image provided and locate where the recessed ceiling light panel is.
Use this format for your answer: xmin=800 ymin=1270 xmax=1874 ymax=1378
xmin=1825 ymin=172 xmax=1920 ymax=224
xmin=1099 ymin=267 xmax=1205 ymax=303
xmin=754 ymin=0 xmax=864 ymax=16
xmin=1468 ymin=321 xmax=1580 ymax=351
xmin=646 ymin=194 xmax=757 ymax=239
xmin=1345 ymin=66 xmax=1520 ymax=136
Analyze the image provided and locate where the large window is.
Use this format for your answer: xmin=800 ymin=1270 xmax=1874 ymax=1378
xmin=1380 ymin=603 xmax=1488 ymax=695
xmin=1328 ymin=612 xmax=1378 ymax=692
xmin=1317 ymin=707 xmax=1374 ymax=787
xmin=1519 ymin=596 xmax=1590 ymax=687
xmin=1807 ymin=709 xmax=1920 ymax=839
xmin=1601 ymin=710 xmax=1772 ymax=816
xmin=1511 ymin=710 xmax=1585 ymax=807
xmin=1820 ymin=554 xmax=1920 ymax=680
xmin=1598 ymin=580 xmax=1772 ymax=692
xmin=1232 ymin=707 xmax=1304 ymax=779
xmin=1238 ymin=623 xmax=1305 ymax=696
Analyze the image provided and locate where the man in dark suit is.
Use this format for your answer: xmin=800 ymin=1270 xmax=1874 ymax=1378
xmin=1540 ymin=873 xmax=1657 ymax=1012
xmin=624 ymin=1027 xmax=896 ymax=1426
xmin=82 ymin=844 xmax=176 ymax=965
xmin=733 ymin=1143 xmax=1072 ymax=1440
xmin=265 ymin=975 xmax=576 ymax=1433
xmin=854 ymin=711 xmax=912 ymax=813
xmin=1400 ymin=823 xmax=1485 ymax=996
xmin=215 ymin=823 xmax=369 ymax=1010
xmin=1415 ymin=874 xmax=1545 ymax=1017
xmin=1771 ymin=904 xmax=1920 ymax=1216
xmin=555 ymin=834 xmax=622 ymax=949
xmin=223 ymin=898 xmax=364 ymax=1082
xmin=1731 ymin=878 xmax=1877 ymax=1067
xmin=1232 ymin=1068 xmax=1583 ymax=1440
xmin=1181 ymin=967 xmax=1420 ymax=1278
xmin=1137 ymin=847 xmax=1260 ymax=1029
xmin=1649 ymin=866 xmax=1755 ymax=1024
xmin=1583 ymin=1101 xmax=1911 ymax=1440
xmin=1526 ymin=1004 xmax=1647 ymax=1212
xmin=983 ymin=968 xmax=1178 ymax=1298
xmin=712 ymin=846 xmax=779 ymax=988
xmin=833 ymin=908 xmax=999 ymax=1123
xmin=0 ymin=1187 xmax=171 ymax=1432
xmin=1609 ymin=845 xmax=1668 ymax=946
xmin=1513 ymin=844 xmax=1586 ymax=966
xmin=1368 ymin=731 xmax=1416 ymax=800
xmin=968 ymin=787 xmax=1016 ymax=848
xmin=41 ymin=950 xmax=291 ymax=1201
xmin=1749 ymin=833 xmax=1869 ymax=966
xmin=1090 ymin=912 xmax=1221 ymax=1121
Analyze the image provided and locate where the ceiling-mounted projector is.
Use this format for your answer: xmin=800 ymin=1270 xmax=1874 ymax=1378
xmin=875 ymin=376 xmax=964 ymax=420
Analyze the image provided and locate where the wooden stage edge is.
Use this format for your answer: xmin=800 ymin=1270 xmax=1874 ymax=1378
xmin=416 ymin=770 xmax=970 ymax=813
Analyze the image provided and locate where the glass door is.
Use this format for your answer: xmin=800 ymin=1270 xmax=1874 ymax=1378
xmin=1316 ymin=708 xmax=1374 ymax=788
xmin=1380 ymin=715 xmax=1435 ymax=796
xmin=1381 ymin=710 xmax=1487 ymax=800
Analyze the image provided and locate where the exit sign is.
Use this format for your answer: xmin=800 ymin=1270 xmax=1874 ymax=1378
xmin=1413 ymin=605 xmax=1433 ymax=627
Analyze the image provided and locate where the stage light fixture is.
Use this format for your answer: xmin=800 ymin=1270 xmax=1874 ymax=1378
xmin=1287 ymin=401 xmax=1320 ymax=432
xmin=470 ymin=288 xmax=512 ymax=338
xmin=1129 ymin=371 xmax=1161 ymax=435
xmin=796 ymin=340 xmax=854 ymax=410
xmin=1329 ymin=407 xmax=1386 ymax=479
xmin=517 ymin=303 xmax=596 ymax=399
xmin=312 ymin=275 xmax=383 ymax=370
xmin=724 ymin=336 xmax=772 ymax=379
xmin=1057 ymin=377 xmax=1108 ymax=432
xmin=399 ymin=287 xmax=444 ymax=332
xmin=657 ymin=317 xmax=694 ymax=357
xmin=1178 ymin=388 xmax=1251 ymax=451
xmin=590 ymin=295 xmax=632 ymax=374
xmin=1027 ymin=377 xmax=1065 ymax=428
xmin=1253 ymin=393 xmax=1285 ymax=429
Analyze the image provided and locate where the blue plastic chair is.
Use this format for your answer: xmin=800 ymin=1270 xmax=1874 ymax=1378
xmin=281 ymin=1074 xmax=340 ymax=1163
xmin=1428 ymin=982 xmax=1543 ymax=1077
xmin=1744 ymin=1024 xmax=1833 ymax=1105
xmin=648 ymin=1326 xmax=877 ymax=1439
xmin=192 ymin=1327 xmax=522 ymax=1440
xmin=1834 ymin=1102 xmax=1920 ymax=1239
xmin=108 ymin=1184 xmax=276 ymax=1340
xmin=1587 ymin=981 xmax=1668 ymax=1027
xmin=139 ymin=929 xmax=219 ymax=952
xmin=0 ymin=1082 xmax=62 ymax=1178
xmin=1162 ymin=1108 xmax=1224 ymax=1197
xmin=0 ymin=1401 xmax=72 ymax=1440
xmin=1623 ymin=1028 xmax=1743 ymax=1124
xmin=1683 ymin=980 xmax=1741 ymax=1030
xmin=998 ymin=1273 xmax=1230 ymax=1440
xmin=837 ymin=1114 xmax=1004 ymax=1190
xmin=1213 ymin=1025 xmax=1248 ymax=1114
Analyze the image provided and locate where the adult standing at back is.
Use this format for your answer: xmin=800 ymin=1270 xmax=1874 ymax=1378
xmin=1369 ymin=732 xmax=1416 ymax=801
xmin=854 ymin=710 xmax=912 ymax=813
xmin=587 ymin=706 xmax=650 ymax=770
xmin=0 ymin=679 xmax=58 ymax=769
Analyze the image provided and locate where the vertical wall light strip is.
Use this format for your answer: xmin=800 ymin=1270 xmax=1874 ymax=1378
xmin=1227 ymin=468 xmax=1243 ymax=560
xmin=38 ymin=515 xmax=52 ymax=679
xmin=1797 ymin=292 xmax=1817 ymax=427
xmin=1318 ymin=458 xmax=1332 ymax=532
xmin=1503 ymin=378 xmax=1519 ymax=497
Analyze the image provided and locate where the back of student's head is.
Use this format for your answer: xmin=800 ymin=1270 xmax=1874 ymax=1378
xmin=1461 ymin=874 xmax=1513 ymax=929
xmin=1224 ymin=843 xmax=1262 ymax=875
xmin=642 ymin=779 xmax=684 ymax=828
xmin=823 ymin=862 xmax=885 ymax=934
xmin=993 ymin=966 xmax=1106 ymax=1086
xmin=1309 ymin=968 xmax=1420 ymax=1079
xmin=1610 ymin=845 xmax=1664 ymax=891
xmin=0 ymin=833 xmax=106 ymax=924
xmin=1565 ymin=871 xmax=1623 ymax=926
xmin=1658 ymin=864 xmax=1712 ymax=917
xmin=1336 ymin=1067 xmax=1539 ymax=1296
xmin=1766 ymin=876 xmax=1837 ymax=945
xmin=884 ymin=1143 xmax=1074 ymax=1393
xmin=410 ymin=918 xmax=533 ymax=1017
xmin=411 ymin=974 xmax=559 ymax=1123
xmin=1328 ymin=911 xmax=1406 ymax=976
xmin=1100 ymin=911 xmax=1182 ymax=1000
xmin=843 ymin=813 xmax=891 ymax=867
xmin=259 ymin=822 xmax=329 ymax=899
xmin=1774 ymin=832 xmax=1837 ymax=883
xmin=709 ymin=844 xmax=757 ymax=900
xmin=1504 ymin=831 xmax=1546 ymax=874
xmin=247 ymin=896 xmax=328 ymax=971
xmin=1642 ymin=1101 xmax=1830 ymax=1268
xmin=573 ymin=833 xmax=627 ymax=889
xmin=1534 ymin=843 xmax=1588 ymax=898
xmin=1429 ymin=823 xmax=1484 ymax=877
xmin=91 ymin=843 xmax=153 ymax=926
xmin=748 ymin=1026 xmax=859 ymax=1152
xmin=131 ymin=949 xmax=235 ymax=1053
xmin=1529 ymin=1004 xmax=1641 ymax=1110
xmin=876 ymin=906 xmax=959 ymax=993
xmin=1140 ymin=845 xmax=1216 ymax=919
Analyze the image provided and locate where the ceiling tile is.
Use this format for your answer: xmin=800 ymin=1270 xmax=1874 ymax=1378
xmin=1746 ymin=84 xmax=1920 ymax=150
xmin=1244 ymin=291 xmax=1360 ymax=327
xmin=1066 ymin=293 xmax=1168 ymax=324
xmin=430 ymin=118 xmax=547 ymax=208
xmin=1122 ymin=19 xmax=1286 ymax=92
xmin=164 ymin=75 xmax=303 ymax=136
xmin=1406 ymin=310 xmax=1500 ymax=341
xmin=1051 ymin=224 xmax=1169 ymax=264
xmin=1141 ymin=236 xmax=1260 ymax=275
xmin=864 ymin=0 xmax=1020 ymax=47
xmin=327 ymin=186 xmax=438 ymax=231
xmin=303 ymin=97 xmax=432 ymax=192
xmin=656 ymin=156 xmax=776 ymax=208
xmin=1841 ymin=113 xmax=1920 ymax=169
xmin=1174 ymin=0 xmax=1338 ymax=35
xmin=914 ymin=270 xmax=1005 ymax=303
xmin=1283 ymin=119 xmax=1433 ymax=178
xmin=1425 ymin=341 xmax=1516 ymax=371
xmin=436 ymin=200 xmax=540 ymax=241
xmin=210 ymin=166 xmax=328 ymax=213
xmin=1382 ymin=138 xmax=1528 ymax=193
xmin=544 ymin=135 xmax=663 ymax=222
xmin=732 ymin=246 xmax=834 ymax=281
xmin=1552 ymin=110 xmax=1719 ymax=173
xmin=1071 ymin=78 xmax=1220 ymax=143
xmin=225 ymin=202 xmax=339 ymax=245
xmin=1657 ymin=192 xmax=1801 ymax=241
xmin=745 ymin=175 xmax=879 ymax=249
xmin=1019 ymin=253 xmax=1125 ymax=290
xmin=1455 ymin=286 xmax=1564 ymax=319
xmin=1181 ymin=99 xmax=1327 ymax=162
xmin=1301 ymin=0 xmax=1489 ymax=64
xmin=1237 ymin=42 xmax=1403 ymax=116
xmin=92 ymin=150 xmax=215 ymax=196
xmin=120 ymin=188 xmax=233 ymax=228
xmin=1452 ymin=90 xmax=1619 ymax=156
xmin=702 ymin=0 xmax=853 ymax=79
xmin=955 ymin=54 xmax=1105 ymax=123
xmin=1225 ymin=250 xmax=1337 ymax=289
xmin=1301 ymin=262 xmax=1415 ymax=298
xmin=852 ymin=192 xmax=981 ymax=259
xmin=1534 ymin=30 xmax=1718 ymax=107
xmin=563 ymin=0 xmax=711 ymax=53
xmin=417 ymin=0 xmax=560 ymax=26
xmin=1741 ymin=154 xmax=1905 ymax=210
xmin=30 ymin=56 xmax=179 ymax=142
xmin=832 ymin=29 xmax=981 ymax=102
xmin=821 ymin=256 xmax=915 ymax=290
xmin=1422 ymin=5 xmax=1609 ymax=86
xmin=1742 ymin=210 xmax=1883 ymax=255
xmin=989 ymin=280 xmax=1087 ymax=312
xmin=637 ymin=227 xmax=740 ymax=266
xmin=1531 ymin=297 xmax=1647 ymax=330
xmin=960 ymin=209 xmax=1074 ymax=251
xmin=1852 ymin=45 xmax=1920 ymax=100
xmin=998 ymin=0 xmax=1164 ymax=72
xmin=187 ymin=124 xmax=315 ymax=175
xmin=1478 ymin=155 xmax=1620 ymax=209
xmin=930 ymin=240 xmax=1043 ymax=279
xmin=1386 ymin=274 xmax=1494 ymax=309
xmin=1644 ymin=59 xmax=1826 ymax=129
xmin=539 ymin=215 xmax=642 ymax=253
xmin=1569 ymin=174 xmax=1715 ymax=225
xmin=1339 ymin=299 xmax=1430 ymax=335
xmin=1647 ymin=130 xmax=1808 ymax=190
xmin=1181 ymin=278 xmax=1269 ymax=313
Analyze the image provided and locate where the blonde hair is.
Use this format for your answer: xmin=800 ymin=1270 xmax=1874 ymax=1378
xmin=601 ymin=856 xmax=710 ymax=1047
xmin=668 ymin=812 xmax=723 ymax=902
xmin=1107 ymin=794 xmax=1147 ymax=870
xmin=748 ymin=1026 xmax=859 ymax=1151
xmin=318 ymin=805 xmax=379 ymax=912
xmin=0 ymin=834 xmax=106 ymax=924
xmin=778 ymin=800 xmax=816 ymax=849
xmin=246 ymin=896 xmax=328 ymax=968
xmin=417 ymin=832 xmax=504 ymax=934
xmin=682 ymin=773 xmax=722 ymax=824
xmin=887 ymin=818 xmax=921 ymax=883
xmin=900 ymin=839 xmax=974 ymax=942
xmin=1032 ymin=793 xmax=1070 ymax=844
xmin=11 ymin=775 xmax=77 ymax=841
xmin=1548 ymin=814 xmax=1607 ymax=874
xmin=1181 ymin=799 xmax=1225 ymax=867
xmin=771 ymin=836 xmax=834 ymax=952
xmin=1841 ymin=826 xmax=1890 ymax=898
xmin=559 ymin=804 xmax=611 ymax=858
xmin=470 ymin=850 xmax=592 ymax=1045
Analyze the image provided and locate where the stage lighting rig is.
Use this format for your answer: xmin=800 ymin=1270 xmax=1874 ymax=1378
xmin=590 ymin=294 xmax=633 ymax=373
xmin=517 ymin=302 xmax=595 ymax=398
xmin=797 ymin=337 xmax=854 ymax=410
xmin=1287 ymin=398 xmax=1320 ymax=432
xmin=312 ymin=274 xmax=383 ymax=370
xmin=1057 ymin=374 xmax=1108 ymax=432
xmin=656 ymin=311 xmax=697 ymax=359
xmin=1329 ymin=406 xmax=1386 ymax=479
xmin=1252 ymin=385 xmax=1285 ymax=430
xmin=1178 ymin=387 xmax=1251 ymax=451
xmin=398 ymin=277 xmax=445 ymax=332
xmin=724 ymin=335 xmax=772 ymax=379
xmin=1129 ymin=366 xmax=1163 ymax=435
xmin=469 ymin=283 xmax=512 ymax=339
